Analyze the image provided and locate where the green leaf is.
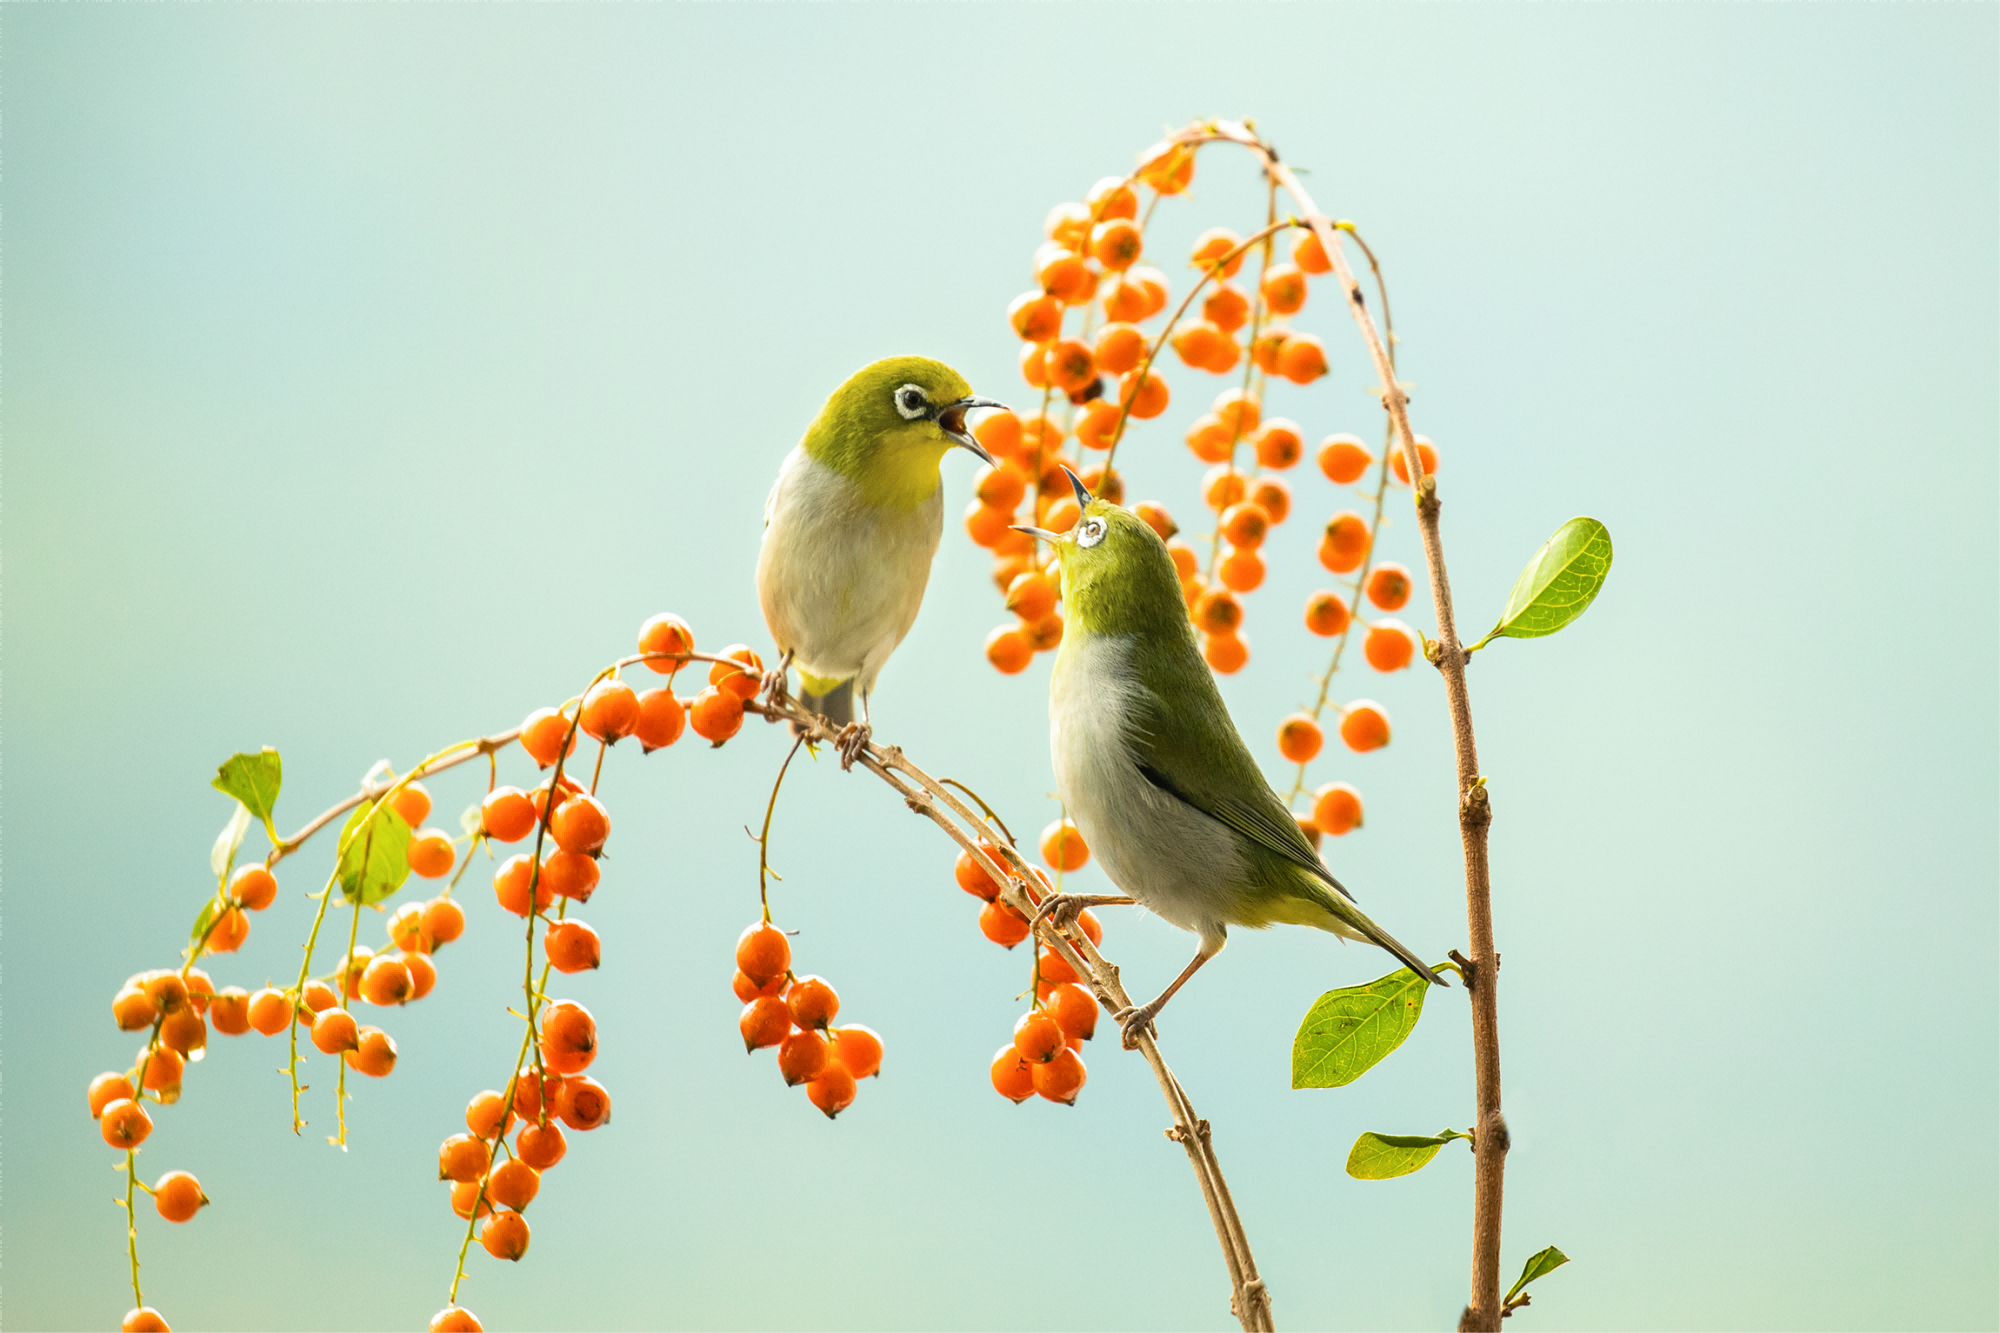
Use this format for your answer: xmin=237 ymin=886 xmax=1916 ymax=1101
xmin=210 ymin=802 xmax=252 ymax=878
xmin=212 ymin=749 xmax=284 ymax=839
xmin=190 ymin=896 xmax=222 ymax=945
xmin=1504 ymin=1246 xmax=1572 ymax=1307
xmin=1345 ymin=1129 xmax=1469 ymax=1180
xmin=1471 ymin=517 xmax=1612 ymax=650
xmin=1292 ymin=965 xmax=1430 ymax=1089
xmin=336 ymin=801 xmax=413 ymax=906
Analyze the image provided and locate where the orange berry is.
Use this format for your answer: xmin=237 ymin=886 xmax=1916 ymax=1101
xmin=1035 ymin=247 xmax=1096 ymax=306
xmin=344 ymin=947 xmax=377 ymax=1002
xmin=1132 ymin=501 xmax=1178 ymax=540
xmin=1366 ymin=562 xmax=1412 ymax=610
xmin=141 ymin=1046 xmax=184 ymax=1094
xmin=964 ymin=500 xmax=1014 ymax=549
xmin=1045 ymin=983 xmax=1098 ymax=1043
xmin=360 ymin=954 xmax=414 ymax=1006
xmin=735 ymin=922 xmax=791 ymax=985
xmin=407 ymin=829 xmax=456 ymax=880
xmin=1076 ymin=908 xmax=1103 ymax=946
xmin=90 ymin=1072 xmax=136 ymax=1119
xmin=1092 ymin=322 xmax=1147 ymax=377
xmin=519 ymin=707 xmax=578 ymax=768
xmin=1044 ymin=339 xmax=1096 ymax=394
xmin=1365 ymin=619 xmax=1418 ymax=672
xmin=388 ymin=902 xmax=432 ymax=953
xmin=1195 ymin=588 xmax=1243 ymax=637
xmin=975 ymin=408 xmax=1024 ymax=461
xmin=1040 ymin=819 xmax=1089 ymax=872
xmin=830 ymin=1025 xmax=884 ymax=1080
xmin=1183 ymin=413 xmax=1233 ymax=464
xmin=1391 ymin=437 xmax=1440 ymax=485
xmin=1005 ymin=571 xmax=1058 ymax=622
xmin=404 ymin=951 xmax=438 ymax=1001
xmin=978 ymin=899 xmax=1031 ymax=949
xmin=391 ymin=781 xmax=433 ymax=830
xmin=512 ymin=1066 xmax=563 ymax=1124
xmin=739 ymin=997 xmax=792 ymax=1050
xmin=1203 ymin=332 xmax=1243 ymax=376
xmin=1205 ymin=631 xmax=1249 ymax=674
xmin=101 ymin=1099 xmax=153 ymax=1149
xmin=1018 ymin=341 xmax=1050 ymax=389
xmin=1136 ymin=141 xmax=1194 ymax=194
xmin=1251 ymin=324 xmax=1291 ymax=373
xmin=1304 ymin=591 xmax=1352 ymax=637
xmin=1319 ymin=512 xmax=1372 ymax=573
xmin=1045 ymin=201 xmax=1091 ymax=251
xmin=494 ymin=854 xmax=555 ymax=917
xmin=1203 ymin=465 xmax=1246 ymax=512
xmin=1166 ymin=541 xmax=1200 ymax=582
xmin=205 ymin=906 xmax=250 ymax=953
xmin=540 ymin=1001 xmax=597 ymax=1076
xmin=985 ymin=625 xmax=1033 ymax=675
xmin=183 ymin=968 xmax=215 ymax=1015
xmin=580 ymin=678 xmax=640 ymax=743
xmin=555 ymin=1075 xmax=612 ymax=1131
xmin=1019 ymin=413 xmax=1066 ymax=460
xmin=733 ymin=969 xmax=785 ymax=1002
xmin=1091 ymin=219 xmax=1142 ymax=271
xmin=450 ymin=1179 xmax=492 ymax=1220
xmin=431 ymin=1307 xmax=484 ymax=1333
xmin=310 ymin=1007 xmax=360 ymax=1055
xmin=303 ymin=980 xmax=340 ymax=1012
xmin=1210 ymin=387 xmax=1258 ymax=435
xmin=955 ymin=844 xmax=1004 ymax=902
xmin=1118 ymin=369 xmax=1168 ymax=420
xmin=636 ymin=612 xmax=695 ymax=675
xmin=1100 ymin=277 xmax=1148 ymax=324
xmin=1086 ymin=175 xmax=1138 ymax=221
xmin=480 ymin=1209 xmax=531 ymax=1262
xmin=1202 ymin=282 xmax=1249 ymax=333
xmin=479 ymin=787 xmax=535 ymax=843
xmin=1189 ymin=227 xmax=1244 ymax=278
xmin=247 ymin=988 xmax=292 ymax=1036
xmin=1312 ymin=783 xmax=1364 ymax=836
xmin=1253 ymin=421 xmax=1303 ymax=471
xmin=1218 ymin=547 xmax=1265 ymax=593
xmin=1171 ymin=320 xmax=1226 ymax=371
xmin=1296 ymin=812 xmax=1323 ymax=847
xmin=1261 ymin=262 xmax=1307 ymax=315
xmin=487 ymin=1159 xmax=540 ymax=1211
xmin=1020 ymin=611 xmax=1063 ymax=653
xmin=807 ymin=1061 xmax=859 ymax=1118
xmin=516 ymin=1121 xmax=567 ymax=1171
xmin=1220 ymin=502 xmax=1270 ymax=550
xmin=1013 ymin=1010 xmax=1066 ymax=1064
xmin=467 ymin=1089 xmax=514 ymax=1140
xmin=440 ymin=1132 xmax=493 ymax=1183
xmin=1277 ymin=714 xmax=1325 ymax=763
xmin=786 ymin=976 xmax=840 ymax=1031
xmin=1341 ymin=702 xmax=1391 ymax=752
xmin=688 ymin=687 xmax=745 ymax=745
xmin=1032 ymin=1045 xmax=1087 ymax=1104
xmin=122 ymin=1309 xmax=170 ymax=1333
xmin=1245 ymin=483 xmax=1290 ymax=534
xmin=346 ymin=1025 xmax=398 ymax=1077
xmin=975 ymin=463 xmax=1026 ymax=512
xmin=778 ymin=1029 xmax=830 ymax=1086
xmin=710 ymin=645 xmax=765 ymax=700
xmin=991 ymin=1046 xmax=1034 ymax=1102
xmin=1008 ymin=291 xmax=1063 ymax=342
xmin=1294 ymin=228 xmax=1332 ymax=274
xmin=1073 ymin=399 xmax=1123 ymax=452
xmin=1277 ymin=333 xmax=1328 ymax=384
xmin=1037 ymin=948 xmax=1080 ymax=986
xmin=544 ymin=920 xmax=601 ymax=973
xmin=424 ymin=896 xmax=467 ymax=946
xmin=229 ymin=863 xmax=278 ymax=912
xmin=550 ymin=793 xmax=610 ymax=856
xmin=158 ymin=1006 xmax=206 ymax=1057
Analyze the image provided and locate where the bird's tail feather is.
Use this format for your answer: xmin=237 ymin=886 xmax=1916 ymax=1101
xmin=799 ymin=679 xmax=855 ymax=728
xmin=1337 ymin=901 xmax=1442 ymax=986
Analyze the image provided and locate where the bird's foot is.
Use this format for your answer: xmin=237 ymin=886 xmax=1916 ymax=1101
xmin=1029 ymin=893 xmax=1091 ymax=933
xmin=758 ymin=666 xmax=791 ymax=712
xmin=1113 ymin=999 xmax=1162 ymax=1051
xmin=834 ymin=722 xmax=872 ymax=771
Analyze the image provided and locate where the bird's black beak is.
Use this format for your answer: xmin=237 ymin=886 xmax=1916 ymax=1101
xmin=1061 ymin=465 xmax=1094 ymax=509
xmin=1010 ymin=524 xmax=1064 ymax=543
xmin=938 ymin=396 xmax=1007 ymax=466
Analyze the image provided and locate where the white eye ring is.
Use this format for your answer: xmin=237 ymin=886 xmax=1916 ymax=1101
xmin=893 ymin=384 xmax=929 ymax=420
xmin=1076 ymin=517 xmax=1107 ymax=548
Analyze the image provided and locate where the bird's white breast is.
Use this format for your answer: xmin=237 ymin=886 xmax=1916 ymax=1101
xmin=1050 ymin=629 xmax=1244 ymax=947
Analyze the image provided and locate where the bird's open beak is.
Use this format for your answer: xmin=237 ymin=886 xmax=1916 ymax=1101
xmin=937 ymin=396 xmax=1007 ymax=466
xmin=1011 ymin=524 xmax=1064 ymax=543
xmin=1061 ymin=465 xmax=1094 ymax=509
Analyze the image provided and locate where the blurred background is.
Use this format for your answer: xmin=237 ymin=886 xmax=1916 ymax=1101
xmin=6 ymin=6 xmax=1995 ymax=1331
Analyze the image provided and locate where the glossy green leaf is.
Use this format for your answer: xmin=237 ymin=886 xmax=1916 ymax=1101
xmin=1345 ymin=1129 xmax=1469 ymax=1180
xmin=212 ymin=749 xmax=284 ymax=838
xmin=336 ymin=801 xmax=413 ymax=906
xmin=190 ymin=895 xmax=222 ymax=944
xmin=1504 ymin=1246 xmax=1572 ymax=1307
xmin=210 ymin=802 xmax=252 ymax=878
xmin=1471 ymin=518 xmax=1612 ymax=650
xmin=1292 ymin=966 xmax=1430 ymax=1089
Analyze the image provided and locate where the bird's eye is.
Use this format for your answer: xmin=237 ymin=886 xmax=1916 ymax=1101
xmin=893 ymin=385 xmax=929 ymax=420
xmin=1076 ymin=517 xmax=1107 ymax=549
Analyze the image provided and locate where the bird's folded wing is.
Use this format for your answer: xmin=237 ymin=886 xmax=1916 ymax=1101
xmin=1126 ymin=668 xmax=1357 ymax=903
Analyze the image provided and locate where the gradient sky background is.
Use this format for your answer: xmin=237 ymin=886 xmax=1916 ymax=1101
xmin=6 ymin=6 xmax=1995 ymax=1332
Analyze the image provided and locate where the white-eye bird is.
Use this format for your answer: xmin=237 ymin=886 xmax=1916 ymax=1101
xmin=757 ymin=355 xmax=1004 ymax=766
xmin=1019 ymin=471 xmax=1440 ymax=1049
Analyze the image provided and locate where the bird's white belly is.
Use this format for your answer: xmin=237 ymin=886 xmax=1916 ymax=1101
xmin=757 ymin=448 xmax=942 ymax=689
xmin=1050 ymin=630 xmax=1243 ymax=947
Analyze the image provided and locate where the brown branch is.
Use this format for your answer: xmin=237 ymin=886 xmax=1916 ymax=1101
xmin=1198 ymin=120 xmax=1509 ymax=1331
xmin=748 ymin=693 xmax=1274 ymax=1332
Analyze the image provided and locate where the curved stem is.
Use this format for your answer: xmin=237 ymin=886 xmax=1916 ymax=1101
xmin=756 ymin=737 xmax=807 ymax=923
xmin=123 ymin=1150 xmax=143 ymax=1310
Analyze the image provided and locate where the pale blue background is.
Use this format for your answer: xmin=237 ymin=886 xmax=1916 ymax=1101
xmin=6 ymin=6 xmax=1995 ymax=1331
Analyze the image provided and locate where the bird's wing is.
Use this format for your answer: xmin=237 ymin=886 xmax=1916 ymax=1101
xmin=1125 ymin=651 xmax=1357 ymax=903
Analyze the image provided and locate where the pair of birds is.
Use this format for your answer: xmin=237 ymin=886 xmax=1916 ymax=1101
xmin=755 ymin=356 xmax=1437 ymax=1048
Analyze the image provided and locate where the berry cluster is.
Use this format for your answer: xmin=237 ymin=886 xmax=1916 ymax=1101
xmin=734 ymin=922 xmax=883 ymax=1119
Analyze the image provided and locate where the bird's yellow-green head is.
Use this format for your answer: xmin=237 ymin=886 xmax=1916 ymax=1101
xmin=1020 ymin=470 xmax=1191 ymax=640
xmin=801 ymin=356 xmax=1005 ymax=511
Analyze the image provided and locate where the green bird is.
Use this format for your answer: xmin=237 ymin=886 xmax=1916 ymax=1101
xmin=1019 ymin=471 xmax=1439 ymax=1049
xmin=757 ymin=355 xmax=1005 ymax=766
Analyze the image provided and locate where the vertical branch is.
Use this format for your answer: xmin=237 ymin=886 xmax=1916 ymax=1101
xmin=1207 ymin=122 xmax=1509 ymax=1331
